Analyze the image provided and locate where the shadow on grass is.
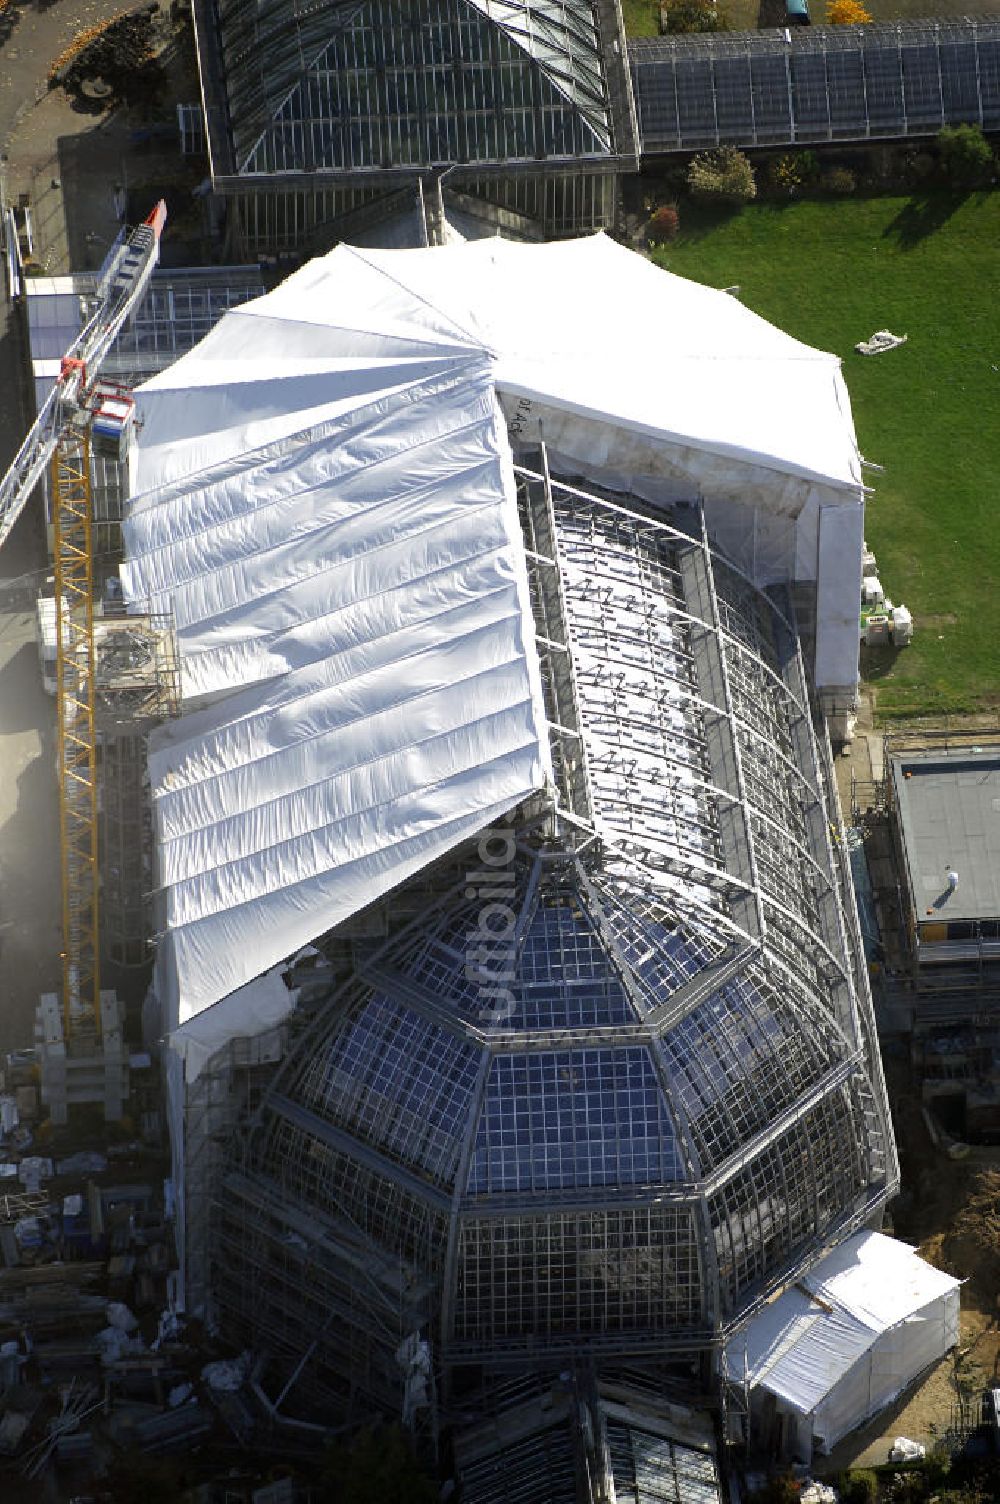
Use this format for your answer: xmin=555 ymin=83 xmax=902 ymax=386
xmin=882 ymin=188 xmax=971 ymax=248
xmin=671 ymin=196 xmax=748 ymax=245
xmin=860 ymin=643 xmax=903 ymax=682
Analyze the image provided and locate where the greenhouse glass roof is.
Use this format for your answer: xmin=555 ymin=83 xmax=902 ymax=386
xmin=213 ymin=474 xmax=896 ymax=1394
xmin=630 ymin=18 xmax=1000 ymax=152
xmin=205 ymin=0 xmax=618 ymax=179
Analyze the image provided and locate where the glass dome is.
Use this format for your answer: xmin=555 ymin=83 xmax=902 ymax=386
xmin=241 ymin=845 xmax=886 ymax=1365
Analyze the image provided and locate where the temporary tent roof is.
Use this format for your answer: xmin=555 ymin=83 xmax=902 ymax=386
xmin=129 ymin=359 xmax=551 ymax=1026
xmin=725 ymin=1231 xmax=960 ymax=1454
xmin=122 ymin=234 xmax=865 ymax=1034
xmin=130 ymin=235 xmax=862 ymax=502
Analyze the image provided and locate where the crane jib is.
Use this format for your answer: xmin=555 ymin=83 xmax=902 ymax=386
xmin=0 ymin=199 xmax=166 ymax=552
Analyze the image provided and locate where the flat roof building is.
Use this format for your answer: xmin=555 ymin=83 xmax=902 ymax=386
xmin=887 ymin=745 xmax=1000 ymax=1138
xmin=892 ymin=749 xmax=1000 ymax=939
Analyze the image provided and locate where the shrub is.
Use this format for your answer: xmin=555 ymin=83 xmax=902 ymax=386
xmin=827 ymin=0 xmax=873 ymax=20
xmin=840 ymin=1470 xmax=879 ymax=1504
xmin=660 ymin=0 xmax=729 ymax=32
xmin=936 ymin=123 xmax=994 ymax=185
xmin=648 ymin=203 xmax=680 ymax=240
xmin=821 ymin=165 xmax=857 ymax=194
xmin=687 ymin=146 xmax=756 ymax=202
xmin=748 ymin=1475 xmax=802 ymax=1504
xmin=767 ymin=150 xmax=819 ymax=195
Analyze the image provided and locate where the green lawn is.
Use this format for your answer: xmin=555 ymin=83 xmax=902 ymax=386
xmin=650 ymin=191 xmax=1000 ymax=719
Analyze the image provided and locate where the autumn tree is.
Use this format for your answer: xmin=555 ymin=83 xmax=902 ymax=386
xmin=827 ymin=0 xmax=872 ymax=22
xmin=648 ymin=203 xmax=680 ymax=240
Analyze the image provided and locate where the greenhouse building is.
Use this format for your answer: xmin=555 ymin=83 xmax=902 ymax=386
xmin=191 ymin=0 xmax=639 ymax=253
xmin=120 ymin=236 xmax=898 ymax=1444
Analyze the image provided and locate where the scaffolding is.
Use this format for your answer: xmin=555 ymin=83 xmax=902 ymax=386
xmin=203 ymin=469 xmax=897 ymax=1427
xmin=94 ymin=611 xmax=181 ymax=969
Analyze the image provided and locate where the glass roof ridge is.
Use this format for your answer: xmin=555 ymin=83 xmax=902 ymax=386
xmin=229 ymin=0 xmax=616 ymax=178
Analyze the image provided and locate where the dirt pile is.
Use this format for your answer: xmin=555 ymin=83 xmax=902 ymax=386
xmin=50 ymin=6 xmax=166 ymax=107
xmin=940 ymin=1168 xmax=1000 ymax=1311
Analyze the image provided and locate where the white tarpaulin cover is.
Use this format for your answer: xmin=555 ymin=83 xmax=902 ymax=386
xmin=131 ymin=235 xmax=862 ymax=502
xmin=168 ymin=965 xmax=296 ymax=1083
xmin=122 ymin=234 xmax=865 ymax=1034
xmin=128 ymin=236 xmax=864 ymax=699
xmin=129 ymin=359 xmax=551 ymax=1027
xmin=725 ymin=1231 xmax=960 ymax=1454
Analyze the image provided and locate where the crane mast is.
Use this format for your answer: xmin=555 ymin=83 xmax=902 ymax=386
xmin=53 ymin=429 xmax=100 ymax=1041
xmin=0 ymin=201 xmax=167 ymax=1116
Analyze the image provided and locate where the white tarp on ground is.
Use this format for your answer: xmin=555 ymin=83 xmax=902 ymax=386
xmin=725 ymin=1231 xmax=960 ymax=1455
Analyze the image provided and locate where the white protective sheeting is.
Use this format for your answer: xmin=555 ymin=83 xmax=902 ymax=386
xmin=123 ymin=234 xmax=865 ymax=1033
xmin=168 ymin=965 xmax=295 ymax=1083
xmin=133 ymin=235 xmax=861 ymax=502
xmin=129 ymin=235 xmax=865 ymax=703
xmin=130 ymin=360 xmax=550 ymax=1027
xmin=726 ymin=1231 xmax=960 ymax=1455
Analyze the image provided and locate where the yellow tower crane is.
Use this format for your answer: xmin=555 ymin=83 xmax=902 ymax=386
xmin=0 ymin=201 xmax=166 ymax=1118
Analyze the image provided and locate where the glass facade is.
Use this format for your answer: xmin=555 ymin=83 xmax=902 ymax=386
xmin=631 ymin=18 xmax=1000 ymax=152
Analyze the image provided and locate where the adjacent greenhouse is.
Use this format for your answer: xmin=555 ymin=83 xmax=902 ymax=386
xmin=191 ymin=0 xmax=638 ymax=250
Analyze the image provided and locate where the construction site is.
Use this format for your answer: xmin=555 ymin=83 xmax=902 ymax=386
xmin=0 ymin=0 xmax=996 ymax=1500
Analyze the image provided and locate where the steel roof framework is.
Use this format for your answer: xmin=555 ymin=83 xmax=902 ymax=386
xmin=208 ymin=471 xmax=897 ymax=1423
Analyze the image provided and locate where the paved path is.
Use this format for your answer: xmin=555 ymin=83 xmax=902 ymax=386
xmin=0 ymin=0 xmax=134 ymax=152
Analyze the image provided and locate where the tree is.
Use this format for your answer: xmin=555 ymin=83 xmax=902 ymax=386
xmin=937 ymin=123 xmax=994 ymax=185
xmin=687 ymin=146 xmax=756 ymax=203
xmin=648 ymin=203 xmax=680 ymax=240
xmin=660 ymin=0 xmax=729 ymax=33
xmin=827 ymin=0 xmax=873 ymax=22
